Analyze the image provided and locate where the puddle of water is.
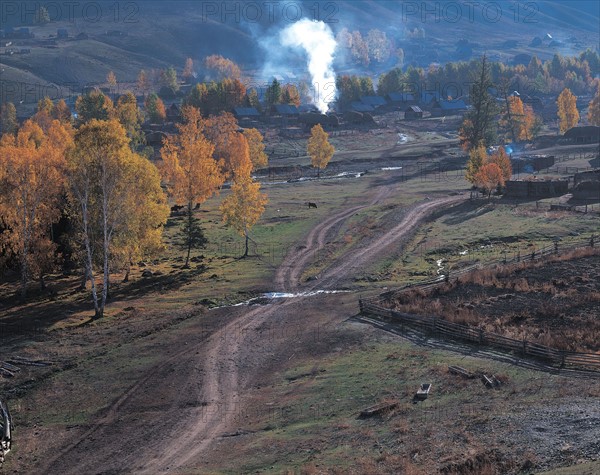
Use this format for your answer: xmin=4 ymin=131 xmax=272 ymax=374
xmin=436 ymin=258 xmax=445 ymax=275
xmin=333 ymin=171 xmax=363 ymax=178
xmin=224 ymin=290 xmax=351 ymax=308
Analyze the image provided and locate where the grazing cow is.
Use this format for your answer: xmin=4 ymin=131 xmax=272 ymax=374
xmin=308 ymin=202 xmax=318 ymax=209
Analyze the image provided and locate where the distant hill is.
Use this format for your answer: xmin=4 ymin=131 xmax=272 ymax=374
xmin=2 ymin=0 xmax=598 ymax=114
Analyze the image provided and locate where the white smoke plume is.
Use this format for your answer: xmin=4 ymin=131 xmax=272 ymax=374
xmin=280 ymin=19 xmax=337 ymax=113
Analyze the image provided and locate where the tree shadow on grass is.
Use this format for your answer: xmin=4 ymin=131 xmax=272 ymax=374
xmin=438 ymin=200 xmax=496 ymax=226
xmin=0 ymin=265 xmax=211 ymax=340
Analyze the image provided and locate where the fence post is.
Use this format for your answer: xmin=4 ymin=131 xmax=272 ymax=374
xmin=522 ymin=339 xmax=527 ymax=356
xmin=560 ymin=351 xmax=565 ymax=368
xmin=479 ymin=328 xmax=484 ymax=346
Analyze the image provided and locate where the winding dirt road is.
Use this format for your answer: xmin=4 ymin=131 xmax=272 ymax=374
xmin=41 ymin=187 xmax=464 ymax=474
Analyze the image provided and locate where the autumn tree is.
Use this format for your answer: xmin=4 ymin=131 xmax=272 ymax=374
xmin=75 ymin=90 xmax=115 ymax=123
xmin=220 ymin=139 xmax=267 ymax=258
xmin=587 ymin=82 xmax=600 ymax=126
xmin=557 ymin=88 xmax=579 ymax=134
xmin=31 ymin=97 xmax=55 ymax=131
xmin=459 ymin=55 xmax=498 ymax=150
xmin=67 ymin=119 xmax=166 ymax=318
xmin=308 ymin=124 xmax=335 ymax=178
xmin=183 ymin=57 xmax=194 ymax=82
xmin=475 ymin=162 xmax=505 ymax=198
xmin=116 ymin=92 xmax=144 ymax=149
xmin=243 ymin=128 xmax=268 ymax=170
xmin=113 ymin=157 xmax=169 ymax=282
xmin=137 ymin=69 xmax=151 ymax=97
xmin=281 ymin=84 xmax=301 ymax=106
xmin=107 ymin=71 xmax=117 ymax=95
xmin=145 ymin=93 xmax=166 ymax=123
xmin=0 ymin=119 xmax=72 ymax=297
xmin=53 ymin=99 xmax=72 ymax=124
xmin=160 ymin=106 xmax=224 ymax=267
xmin=204 ymin=112 xmax=240 ymax=175
xmin=0 ymin=102 xmax=18 ymax=136
xmin=465 ymin=144 xmax=487 ymax=185
xmin=488 ymin=146 xmax=512 ymax=182
xmin=203 ymin=55 xmax=241 ymax=80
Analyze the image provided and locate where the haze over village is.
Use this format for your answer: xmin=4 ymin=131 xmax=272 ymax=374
xmin=0 ymin=1 xmax=599 ymax=474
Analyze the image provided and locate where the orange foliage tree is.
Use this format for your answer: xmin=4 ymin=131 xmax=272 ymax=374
xmin=0 ymin=119 xmax=72 ymax=297
xmin=588 ymin=82 xmax=600 ymax=126
xmin=204 ymin=112 xmax=240 ymax=175
xmin=161 ymin=106 xmax=224 ymax=267
xmin=488 ymin=146 xmax=512 ymax=182
xmin=204 ymin=55 xmax=241 ymax=80
xmin=475 ymin=162 xmax=505 ymax=198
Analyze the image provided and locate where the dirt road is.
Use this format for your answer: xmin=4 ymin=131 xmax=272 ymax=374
xmin=41 ymin=188 xmax=464 ymax=474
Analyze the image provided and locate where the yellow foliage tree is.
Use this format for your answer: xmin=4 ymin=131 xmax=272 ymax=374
xmin=242 ymin=128 xmax=268 ymax=170
xmin=67 ymin=119 xmax=166 ymax=318
xmin=115 ymin=91 xmax=143 ymax=149
xmin=501 ymin=95 xmax=532 ymax=142
xmin=588 ymin=82 xmax=600 ymax=126
xmin=161 ymin=106 xmax=224 ymax=267
xmin=307 ymin=124 xmax=335 ymax=178
xmin=220 ymin=145 xmax=267 ymax=258
xmin=465 ymin=144 xmax=487 ymax=185
xmin=113 ymin=155 xmax=169 ymax=282
xmin=0 ymin=119 xmax=72 ymax=297
xmin=557 ymin=88 xmax=579 ymax=134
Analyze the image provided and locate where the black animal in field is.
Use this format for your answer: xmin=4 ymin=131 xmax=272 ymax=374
xmin=307 ymin=202 xmax=318 ymax=209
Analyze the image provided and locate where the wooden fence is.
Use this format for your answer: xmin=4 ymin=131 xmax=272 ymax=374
xmin=359 ymin=238 xmax=600 ymax=372
xmin=359 ymin=299 xmax=600 ymax=372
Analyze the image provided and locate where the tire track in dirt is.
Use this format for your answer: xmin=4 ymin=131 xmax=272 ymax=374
xmin=136 ymin=191 xmax=464 ymax=474
xmin=320 ymin=195 xmax=464 ymax=289
xmin=275 ymin=186 xmax=393 ymax=293
xmin=41 ymin=186 xmax=464 ymax=474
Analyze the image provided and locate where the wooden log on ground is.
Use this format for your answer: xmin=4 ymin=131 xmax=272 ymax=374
xmin=448 ymin=365 xmax=475 ymax=378
xmin=358 ymin=401 xmax=398 ymax=418
xmin=0 ymin=362 xmax=20 ymax=373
